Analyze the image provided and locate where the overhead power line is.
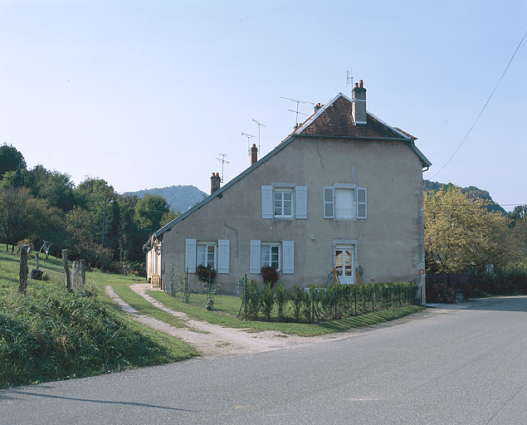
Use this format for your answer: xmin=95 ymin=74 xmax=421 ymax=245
xmin=431 ymin=28 xmax=527 ymax=179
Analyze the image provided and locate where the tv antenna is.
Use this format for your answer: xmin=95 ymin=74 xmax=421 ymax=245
xmin=215 ymin=154 xmax=229 ymax=183
xmin=241 ymin=132 xmax=256 ymax=156
xmin=252 ymin=119 xmax=266 ymax=155
xmin=280 ymin=96 xmax=315 ymax=125
xmin=346 ymin=69 xmax=354 ymax=98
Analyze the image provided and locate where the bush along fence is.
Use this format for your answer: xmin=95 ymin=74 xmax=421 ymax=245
xmin=238 ymin=277 xmax=418 ymax=323
xmin=425 ymin=268 xmax=527 ymax=303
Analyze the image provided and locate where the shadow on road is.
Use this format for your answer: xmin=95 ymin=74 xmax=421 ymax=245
xmin=3 ymin=390 xmax=197 ymax=412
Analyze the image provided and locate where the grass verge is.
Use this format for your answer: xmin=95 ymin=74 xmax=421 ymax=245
xmin=148 ymin=290 xmax=425 ymax=337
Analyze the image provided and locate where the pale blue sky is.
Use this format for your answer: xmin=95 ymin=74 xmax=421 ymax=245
xmin=1 ymin=0 xmax=525 ymax=210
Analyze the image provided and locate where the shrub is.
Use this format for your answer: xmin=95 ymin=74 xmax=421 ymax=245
xmin=426 ymin=281 xmax=457 ymax=303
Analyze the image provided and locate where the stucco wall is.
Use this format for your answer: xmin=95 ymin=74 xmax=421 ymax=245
xmin=159 ymin=135 xmax=425 ymax=295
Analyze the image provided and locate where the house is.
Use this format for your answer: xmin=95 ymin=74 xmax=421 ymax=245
xmin=144 ymin=81 xmax=431 ymax=303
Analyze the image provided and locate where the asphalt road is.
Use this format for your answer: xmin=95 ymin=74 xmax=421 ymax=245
xmin=2 ymin=296 xmax=527 ymax=424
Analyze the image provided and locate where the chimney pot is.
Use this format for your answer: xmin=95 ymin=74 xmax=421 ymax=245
xmin=210 ymin=172 xmax=221 ymax=194
xmin=359 ymin=79 xmax=363 ymax=88
xmin=250 ymin=144 xmax=258 ymax=166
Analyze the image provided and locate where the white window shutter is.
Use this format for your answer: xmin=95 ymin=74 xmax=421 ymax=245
xmin=250 ymin=240 xmax=261 ymax=273
xmin=323 ymin=187 xmax=334 ymax=218
xmin=357 ymin=188 xmax=367 ymax=219
xmin=295 ymin=186 xmax=308 ymax=219
xmin=262 ymin=186 xmax=273 ymax=219
xmin=185 ymin=239 xmax=197 ymax=273
xmin=282 ymin=241 xmax=294 ymax=274
xmin=218 ymin=239 xmax=230 ymax=274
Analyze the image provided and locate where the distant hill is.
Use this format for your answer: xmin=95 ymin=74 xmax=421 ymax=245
xmin=124 ymin=185 xmax=208 ymax=213
xmin=424 ymin=180 xmax=506 ymax=214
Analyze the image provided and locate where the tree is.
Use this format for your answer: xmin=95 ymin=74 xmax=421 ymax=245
xmin=0 ymin=188 xmax=62 ymax=252
xmin=65 ymin=206 xmax=112 ymax=268
xmin=134 ymin=193 xmax=178 ymax=238
xmin=424 ymin=187 xmax=510 ymax=274
xmin=0 ymin=144 xmax=26 ymax=179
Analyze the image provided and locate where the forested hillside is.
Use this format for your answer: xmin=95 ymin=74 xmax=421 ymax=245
xmin=124 ymin=185 xmax=207 ymax=214
xmin=424 ymin=180 xmax=506 ymax=214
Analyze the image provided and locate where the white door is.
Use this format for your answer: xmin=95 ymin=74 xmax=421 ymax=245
xmin=334 ymin=245 xmax=354 ymax=284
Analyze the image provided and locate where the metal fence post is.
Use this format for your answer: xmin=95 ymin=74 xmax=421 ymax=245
xmin=371 ymin=286 xmax=374 ymax=312
xmin=311 ymin=290 xmax=315 ymax=324
xmin=244 ymin=274 xmax=248 ymax=321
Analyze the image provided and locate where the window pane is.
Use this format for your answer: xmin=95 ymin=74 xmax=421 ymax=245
xmin=207 ymin=245 xmax=215 ymax=268
xmin=335 ymin=250 xmax=343 ymax=276
xmin=197 ymin=245 xmax=206 ymax=266
xmin=274 ymin=193 xmax=282 ymax=216
xmin=344 ymin=250 xmax=352 ymax=276
xmin=271 ymin=246 xmax=279 ymax=269
xmin=261 ymin=246 xmax=270 ymax=267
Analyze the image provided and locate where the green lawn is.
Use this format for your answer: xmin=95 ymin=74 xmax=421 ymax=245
xmin=148 ymin=289 xmax=424 ymax=337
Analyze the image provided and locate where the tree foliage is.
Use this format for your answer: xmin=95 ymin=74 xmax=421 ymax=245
xmin=424 ymin=187 xmax=510 ymax=274
xmin=0 ymin=144 xmax=26 ymax=179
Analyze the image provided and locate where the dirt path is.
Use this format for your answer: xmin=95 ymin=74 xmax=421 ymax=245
xmin=105 ymin=283 xmax=343 ymax=358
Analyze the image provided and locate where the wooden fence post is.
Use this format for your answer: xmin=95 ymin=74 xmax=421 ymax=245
xmin=19 ymin=244 xmax=29 ymax=294
xmin=72 ymin=260 xmax=86 ymax=289
xmin=62 ymin=249 xmax=71 ymax=289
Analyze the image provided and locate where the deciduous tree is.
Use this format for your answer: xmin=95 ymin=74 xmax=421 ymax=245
xmin=424 ymin=187 xmax=509 ymax=274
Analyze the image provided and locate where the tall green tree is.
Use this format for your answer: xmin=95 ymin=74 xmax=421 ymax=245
xmin=0 ymin=144 xmax=26 ymax=179
xmin=134 ymin=193 xmax=178 ymax=238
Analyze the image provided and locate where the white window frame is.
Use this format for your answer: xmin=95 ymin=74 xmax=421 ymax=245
xmin=273 ymin=189 xmax=293 ymax=218
xmin=261 ymin=243 xmax=281 ymax=271
xmin=197 ymin=242 xmax=217 ymax=269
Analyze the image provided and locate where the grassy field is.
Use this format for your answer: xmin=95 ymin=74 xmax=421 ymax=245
xmin=1 ymin=247 xmax=424 ymax=387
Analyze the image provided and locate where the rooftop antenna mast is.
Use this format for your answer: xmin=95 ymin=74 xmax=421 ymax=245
xmin=252 ymin=119 xmax=266 ymax=155
xmin=280 ymin=96 xmax=315 ymax=125
xmin=347 ymin=69 xmax=354 ymax=98
xmin=215 ymin=153 xmax=229 ymax=183
xmin=241 ymin=132 xmax=257 ymax=156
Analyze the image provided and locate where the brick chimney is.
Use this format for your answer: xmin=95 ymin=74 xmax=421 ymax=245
xmin=250 ymin=143 xmax=258 ymax=166
xmin=352 ymin=80 xmax=367 ymax=125
xmin=210 ymin=172 xmax=221 ymax=194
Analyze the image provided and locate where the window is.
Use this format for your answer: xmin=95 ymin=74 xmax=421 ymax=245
xmin=274 ymin=189 xmax=293 ymax=218
xmin=250 ymin=240 xmax=294 ymax=274
xmin=197 ymin=244 xmax=216 ymax=268
xmin=323 ymin=186 xmax=367 ymax=220
xmin=262 ymin=244 xmax=280 ymax=270
xmin=262 ymin=185 xmax=307 ymax=220
xmin=185 ymin=239 xmax=230 ymax=274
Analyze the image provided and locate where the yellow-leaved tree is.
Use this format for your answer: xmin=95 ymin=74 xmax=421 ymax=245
xmin=424 ymin=187 xmax=509 ymax=274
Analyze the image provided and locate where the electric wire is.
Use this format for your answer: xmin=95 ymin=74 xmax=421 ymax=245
xmin=431 ymin=29 xmax=527 ymax=179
